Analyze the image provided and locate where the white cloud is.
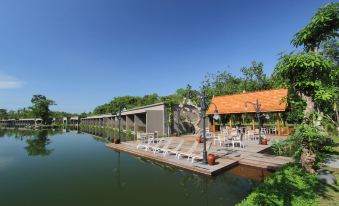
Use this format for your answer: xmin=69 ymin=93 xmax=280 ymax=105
xmin=0 ymin=73 xmax=22 ymax=89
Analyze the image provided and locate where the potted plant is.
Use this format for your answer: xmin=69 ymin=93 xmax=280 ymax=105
xmin=208 ymin=154 xmax=216 ymax=165
xmin=197 ymin=135 xmax=203 ymax=143
xmin=114 ymin=138 xmax=120 ymax=144
xmin=261 ymin=136 xmax=268 ymax=145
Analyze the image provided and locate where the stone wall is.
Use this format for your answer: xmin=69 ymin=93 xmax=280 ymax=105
xmin=172 ymin=103 xmax=203 ymax=135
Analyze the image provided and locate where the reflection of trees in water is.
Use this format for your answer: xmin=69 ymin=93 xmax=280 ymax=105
xmin=0 ymin=128 xmax=61 ymax=156
xmin=0 ymin=129 xmax=6 ymax=138
xmin=25 ymin=130 xmax=53 ymax=156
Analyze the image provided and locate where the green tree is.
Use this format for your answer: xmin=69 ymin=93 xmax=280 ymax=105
xmin=0 ymin=109 xmax=8 ymax=119
xmin=31 ymin=95 xmax=56 ymax=124
xmin=202 ymin=70 xmax=243 ymax=100
xmin=321 ymin=37 xmax=339 ymax=63
xmin=175 ymin=84 xmax=199 ymax=104
xmin=291 ymin=2 xmax=339 ymax=52
xmin=274 ymin=3 xmax=339 ymax=122
xmin=273 ymin=52 xmax=336 ymax=114
xmin=240 ymin=61 xmax=271 ymax=91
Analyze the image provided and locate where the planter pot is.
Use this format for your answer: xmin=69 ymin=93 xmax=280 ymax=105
xmin=208 ymin=154 xmax=216 ymax=165
xmin=197 ymin=135 xmax=203 ymax=143
xmin=261 ymin=138 xmax=268 ymax=145
xmin=114 ymin=138 xmax=121 ymax=144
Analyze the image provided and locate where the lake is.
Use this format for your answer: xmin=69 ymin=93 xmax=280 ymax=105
xmin=0 ymin=128 xmax=261 ymax=206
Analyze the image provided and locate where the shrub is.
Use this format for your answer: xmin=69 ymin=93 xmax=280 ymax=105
xmin=237 ymin=164 xmax=321 ymax=206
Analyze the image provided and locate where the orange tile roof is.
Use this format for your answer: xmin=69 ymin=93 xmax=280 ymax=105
xmin=207 ymin=88 xmax=288 ymax=114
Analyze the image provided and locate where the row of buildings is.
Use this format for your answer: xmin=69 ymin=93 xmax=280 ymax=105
xmin=0 ymin=89 xmax=291 ymax=136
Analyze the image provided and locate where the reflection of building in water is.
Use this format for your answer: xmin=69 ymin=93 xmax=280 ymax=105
xmin=0 ymin=118 xmax=42 ymax=127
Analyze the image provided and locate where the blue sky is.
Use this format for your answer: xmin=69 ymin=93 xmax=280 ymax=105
xmin=0 ymin=0 xmax=333 ymax=113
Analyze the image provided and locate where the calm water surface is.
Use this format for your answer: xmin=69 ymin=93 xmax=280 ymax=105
xmin=0 ymin=129 xmax=260 ymax=206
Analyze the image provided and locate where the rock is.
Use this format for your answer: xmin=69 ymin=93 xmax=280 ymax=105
xmin=317 ymin=169 xmax=337 ymax=185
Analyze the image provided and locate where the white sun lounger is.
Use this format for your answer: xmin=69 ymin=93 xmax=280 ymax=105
xmin=163 ymin=139 xmax=184 ymax=157
xmin=136 ymin=138 xmax=152 ymax=150
xmin=153 ymin=138 xmax=173 ymax=154
xmin=177 ymin=141 xmax=199 ymax=160
xmin=147 ymin=138 xmax=165 ymax=152
xmin=191 ymin=142 xmax=212 ymax=163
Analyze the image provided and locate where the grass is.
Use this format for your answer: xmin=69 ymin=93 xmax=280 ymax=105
xmin=237 ymin=163 xmax=322 ymax=206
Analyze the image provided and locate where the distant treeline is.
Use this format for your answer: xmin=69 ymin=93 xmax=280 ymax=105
xmin=91 ymin=61 xmax=273 ymax=115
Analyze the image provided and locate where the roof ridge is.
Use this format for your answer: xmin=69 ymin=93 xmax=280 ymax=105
xmin=212 ymin=88 xmax=287 ymax=99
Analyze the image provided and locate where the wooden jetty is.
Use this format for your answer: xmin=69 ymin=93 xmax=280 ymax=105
xmin=106 ymin=136 xmax=293 ymax=176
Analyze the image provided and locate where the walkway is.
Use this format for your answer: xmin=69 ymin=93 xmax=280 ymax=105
xmin=324 ymin=157 xmax=339 ymax=169
xmin=106 ymin=135 xmax=293 ymax=176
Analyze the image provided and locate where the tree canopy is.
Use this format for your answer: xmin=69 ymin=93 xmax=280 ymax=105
xmin=292 ymin=2 xmax=339 ymax=51
xmin=274 ymin=2 xmax=339 ymax=124
xmin=30 ymin=95 xmax=56 ymax=124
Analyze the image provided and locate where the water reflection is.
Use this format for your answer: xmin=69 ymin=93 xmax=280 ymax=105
xmin=112 ymin=152 xmax=259 ymax=206
xmin=0 ymin=128 xmax=62 ymax=156
xmin=25 ymin=130 xmax=52 ymax=156
xmin=0 ymin=128 xmax=263 ymax=206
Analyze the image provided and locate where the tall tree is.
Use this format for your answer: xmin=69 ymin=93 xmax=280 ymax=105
xmin=0 ymin=109 xmax=8 ymax=119
xmin=273 ymin=52 xmax=335 ymax=114
xmin=274 ymin=3 xmax=339 ymax=118
xmin=31 ymin=95 xmax=56 ymax=124
xmin=240 ymin=61 xmax=271 ymax=91
xmin=291 ymin=2 xmax=339 ymax=52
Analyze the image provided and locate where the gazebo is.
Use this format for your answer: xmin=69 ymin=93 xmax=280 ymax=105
xmin=207 ymin=88 xmax=292 ymax=135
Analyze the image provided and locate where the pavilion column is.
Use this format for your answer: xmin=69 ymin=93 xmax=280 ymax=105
xmin=252 ymin=114 xmax=255 ymax=130
xmin=229 ymin=115 xmax=232 ymax=128
xmin=276 ymin=113 xmax=281 ymax=135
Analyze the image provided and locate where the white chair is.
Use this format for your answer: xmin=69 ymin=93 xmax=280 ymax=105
xmin=177 ymin=141 xmax=199 ymax=160
xmin=270 ymin=127 xmax=277 ymax=135
xmin=163 ymin=139 xmax=184 ymax=157
xmin=213 ymin=134 xmax=222 ymax=145
xmin=245 ymin=130 xmax=255 ymax=140
xmin=147 ymin=139 xmax=165 ymax=152
xmin=136 ymin=138 xmax=152 ymax=150
xmin=232 ymin=134 xmax=245 ymax=148
xmin=153 ymin=138 xmax=172 ymax=154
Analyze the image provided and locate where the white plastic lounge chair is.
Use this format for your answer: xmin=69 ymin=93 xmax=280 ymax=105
xmin=177 ymin=141 xmax=199 ymax=160
xmin=136 ymin=138 xmax=152 ymax=150
xmin=147 ymin=139 xmax=165 ymax=152
xmin=153 ymin=138 xmax=173 ymax=154
xmin=191 ymin=142 xmax=212 ymax=163
xmin=163 ymin=139 xmax=184 ymax=157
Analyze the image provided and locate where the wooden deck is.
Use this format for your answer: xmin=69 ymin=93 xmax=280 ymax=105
xmin=106 ymin=135 xmax=292 ymax=176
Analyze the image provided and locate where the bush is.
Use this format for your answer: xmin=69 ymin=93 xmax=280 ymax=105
xmin=237 ymin=164 xmax=321 ymax=206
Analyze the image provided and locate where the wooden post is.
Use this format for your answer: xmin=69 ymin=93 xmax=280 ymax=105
xmin=277 ymin=113 xmax=281 ymax=135
xmin=252 ymin=114 xmax=255 ymax=130
xmin=229 ymin=115 xmax=232 ymax=128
